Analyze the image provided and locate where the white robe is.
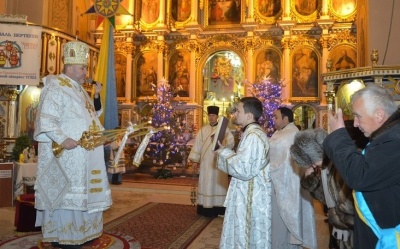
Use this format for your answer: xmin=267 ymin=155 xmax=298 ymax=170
xmin=34 ymin=74 xmax=112 ymax=245
xmin=217 ymin=123 xmax=272 ymax=248
xmin=188 ymin=123 xmax=234 ymax=208
xmin=108 ymin=138 xmax=126 ymax=174
xmin=269 ymin=122 xmax=317 ymax=249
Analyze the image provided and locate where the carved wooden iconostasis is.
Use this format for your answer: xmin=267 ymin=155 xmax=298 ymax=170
xmin=4 ymin=0 xmax=361 ymax=140
xmin=108 ymin=0 xmax=359 ymax=130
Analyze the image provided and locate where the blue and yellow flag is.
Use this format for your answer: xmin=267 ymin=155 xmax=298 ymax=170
xmin=94 ymin=21 xmax=118 ymax=129
xmin=85 ymin=0 xmax=131 ymax=129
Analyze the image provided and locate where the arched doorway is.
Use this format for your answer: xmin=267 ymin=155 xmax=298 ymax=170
xmin=292 ymin=104 xmax=317 ymax=130
xmin=201 ymin=50 xmax=245 ymax=126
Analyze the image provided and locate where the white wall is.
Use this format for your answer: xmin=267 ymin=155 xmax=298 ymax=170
xmin=369 ymin=0 xmax=400 ymax=65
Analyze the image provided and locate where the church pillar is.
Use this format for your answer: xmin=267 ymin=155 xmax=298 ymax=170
xmin=283 ymin=0 xmax=291 ymax=20
xmin=321 ymin=0 xmax=329 ymax=18
xmin=321 ymin=37 xmax=330 ymax=105
xmin=188 ymin=36 xmax=198 ymax=102
xmin=282 ymin=38 xmax=291 ymax=103
xmin=125 ymin=43 xmax=133 ymax=103
xmin=189 ymin=0 xmax=198 ymax=24
xmin=157 ymin=0 xmax=166 ymax=27
xmin=246 ymin=0 xmax=255 ymax=22
xmin=156 ymin=36 xmax=166 ymax=81
xmin=245 ymin=34 xmax=255 ymax=87
xmin=5 ymin=88 xmax=19 ymax=138
xmin=317 ymin=20 xmax=334 ymax=105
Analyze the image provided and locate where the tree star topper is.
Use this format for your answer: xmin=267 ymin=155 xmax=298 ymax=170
xmin=85 ymin=0 xmax=131 ymax=29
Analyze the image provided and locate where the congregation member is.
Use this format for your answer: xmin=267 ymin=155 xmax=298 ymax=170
xmin=34 ymin=40 xmax=112 ymax=249
xmin=188 ymin=105 xmax=234 ymax=217
xmin=107 ymin=127 xmax=126 ymax=185
xmin=324 ymin=85 xmax=400 ymax=248
xmin=291 ymin=128 xmax=355 ymax=249
xmin=215 ymin=97 xmax=272 ymax=248
xmin=269 ymin=107 xmax=317 ymax=249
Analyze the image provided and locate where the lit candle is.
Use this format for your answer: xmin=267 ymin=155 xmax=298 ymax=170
xmin=334 ymin=96 xmax=338 ymax=112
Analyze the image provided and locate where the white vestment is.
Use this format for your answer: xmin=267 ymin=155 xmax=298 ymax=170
xmin=108 ymin=138 xmax=126 ymax=174
xmin=188 ymin=123 xmax=234 ymax=210
xmin=269 ymin=123 xmax=317 ymax=249
xmin=34 ymin=74 xmax=112 ymax=245
xmin=217 ymin=123 xmax=272 ymax=248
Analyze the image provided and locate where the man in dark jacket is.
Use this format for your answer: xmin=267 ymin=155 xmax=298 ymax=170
xmin=323 ymin=85 xmax=400 ymax=248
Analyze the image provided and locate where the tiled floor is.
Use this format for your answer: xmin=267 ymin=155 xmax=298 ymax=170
xmin=0 ymin=182 xmax=329 ymax=248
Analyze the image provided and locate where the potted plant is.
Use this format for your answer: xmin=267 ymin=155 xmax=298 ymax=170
xmin=11 ymin=133 xmax=31 ymax=161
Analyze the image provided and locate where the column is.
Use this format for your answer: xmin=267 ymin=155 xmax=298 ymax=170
xmin=282 ymin=38 xmax=291 ymax=103
xmin=125 ymin=43 xmax=133 ymax=102
xmin=189 ymin=0 xmax=198 ymax=24
xmin=245 ymin=35 xmax=254 ymax=89
xmin=283 ymin=0 xmax=291 ymax=20
xmin=188 ymin=36 xmax=197 ymax=102
xmin=246 ymin=0 xmax=255 ymax=22
xmin=321 ymin=0 xmax=329 ymax=18
xmin=321 ymin=36 xmax=330 ymax=105
xmin=156 ymin=37 xmax=165 ymax=82
xmin=157 ymin=0 xmax=166 ymax=26
xmin=5 ymin=89 xmax=19 ymax=138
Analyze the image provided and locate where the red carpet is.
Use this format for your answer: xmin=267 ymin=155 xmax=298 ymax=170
xmin=123 ymin=173 xmax=198 ymax=186
xmin=104 ymin=202 xmax=213 ymax=249
xmin=0 ymin=232 xmax=140 ymax=249
xmin=0 ymin=203 xmax=211 ymax=249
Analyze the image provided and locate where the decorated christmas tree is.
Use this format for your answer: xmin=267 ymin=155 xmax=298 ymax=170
xmin=247 ymin=77 xmax=284 ymax=137
xmin=144 ymin=78 xmax=193 ymax=178
xmin=145 ymin=78 xmax=174 ymax=178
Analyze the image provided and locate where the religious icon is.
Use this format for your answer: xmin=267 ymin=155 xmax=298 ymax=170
xmin=258 ymin=0 xmax=281 ymax=17
xmin=208 ymin=55 xmax=235 ymax=99
xmin=295 ymin=0 xmax=318 ymax=16
xmin=208 ymin=0 xmax=241 ymax=25
xmin=332 ymin=0 xmax=356 ymax=16
xmin=169 ymin=51 xmax=190 ymax=97
xmin=334 ymin=50 xmax=356 ymax=71
xmin=141 ymin=0 xmax=160 ymax=23
xmin=115 ymin=54 xmax=127 ymax=98
xmin=136 ymin=52 xmax=158 ymax=96
xmin=291 ymin=48 xmax=319 ymax=98
xmin=255 ymin=49 xmax=281 ymax=84
xmin=171 ymin=0 xmax=191 ymax=22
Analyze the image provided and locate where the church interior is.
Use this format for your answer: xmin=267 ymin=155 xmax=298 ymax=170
xmin=0 ymin=0 xmax=400 ymax=248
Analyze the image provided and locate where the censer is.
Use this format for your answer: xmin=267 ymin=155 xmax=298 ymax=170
xmin=190 ymin=187 xmax=197 ymax=206
xmin=52 ymin=121 xmax=165 ymax=163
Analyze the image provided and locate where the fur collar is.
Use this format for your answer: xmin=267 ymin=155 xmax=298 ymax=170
xmin=370 ymin=109 xmax=400 ymax=141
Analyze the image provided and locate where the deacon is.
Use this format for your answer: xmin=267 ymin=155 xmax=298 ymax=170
xmin=34 ymin=40 xmax=111 ymax=248
xmin=188 ymin=105 xmax=234 ymax=217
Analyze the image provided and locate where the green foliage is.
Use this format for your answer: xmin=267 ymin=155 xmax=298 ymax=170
xmin=11 ymin=134 xmax=31 ymax=161
xmin=154 ymin=168 xmax=172 ymax=179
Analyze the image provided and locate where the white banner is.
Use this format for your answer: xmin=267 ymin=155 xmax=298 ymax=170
xmin=0 ymin=23 xmax=42 ymax=86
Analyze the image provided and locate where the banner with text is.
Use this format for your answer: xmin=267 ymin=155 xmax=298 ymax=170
xmin=0 ymin=23 xmax=42 ymax=86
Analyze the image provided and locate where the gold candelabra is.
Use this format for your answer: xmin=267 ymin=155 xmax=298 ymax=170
xmin=52 ymin=122 xmax=161 ymax=158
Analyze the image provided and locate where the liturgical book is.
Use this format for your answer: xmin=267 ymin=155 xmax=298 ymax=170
xmin=211 ymin=116 xmax=229 ymax=151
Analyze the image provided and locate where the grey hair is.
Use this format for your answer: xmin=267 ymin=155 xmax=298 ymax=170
xmin=350 ymin=85 xmax=398 ymax=116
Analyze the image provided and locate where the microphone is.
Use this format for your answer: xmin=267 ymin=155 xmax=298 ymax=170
xmin=87 ymin=78 xmax=102 ymax=86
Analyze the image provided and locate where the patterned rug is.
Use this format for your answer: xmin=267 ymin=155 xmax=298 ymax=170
xmin=123 ymin=173 xmax=198 ymax=186
xmin=104 ymin=202 xmax=213 ymax=249
xmin=0 ymin=203 xmax=212 ymax=249
xmin=0 ymin=232 xmax=140 ymax=249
